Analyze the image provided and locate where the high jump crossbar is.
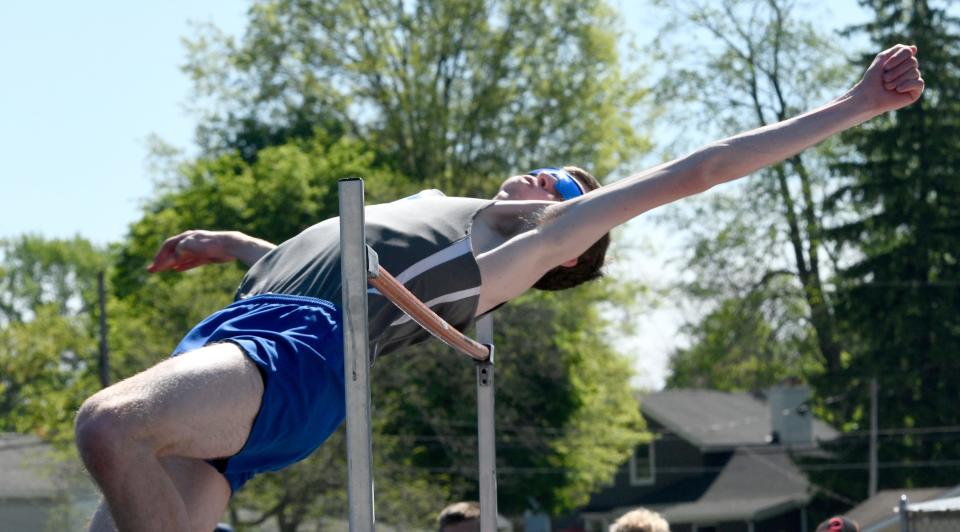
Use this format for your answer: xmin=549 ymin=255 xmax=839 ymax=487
xmin=339 ymin=178 xmax=499 ymax=532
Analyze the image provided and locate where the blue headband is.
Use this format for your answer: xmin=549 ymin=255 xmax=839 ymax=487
xmin=528 ymin=167 xmax=584 ymax=200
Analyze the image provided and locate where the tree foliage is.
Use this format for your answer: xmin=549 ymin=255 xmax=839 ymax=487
xmin=650 ymin=0 xmax=850 ymax=388
xmin=375 ymin=283 xmax=644 ymax=515
xmin=667 ymin=280 xmax=819 ymax=391
xmin=0 ymin=235 xmax=106 ymax=324
xmin=808 ymin=0 xmax=960 ymax=500
xmin=183 ymin=0 xmax=649 ymax=187
xmin=0 ymin=236 xmax=107 ymax=446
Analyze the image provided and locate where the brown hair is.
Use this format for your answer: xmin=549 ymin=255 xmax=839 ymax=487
xmin=437 ymin=501 xmax=481 ymax=531
xmin=532 ymin=165 xmax=610 ymax=291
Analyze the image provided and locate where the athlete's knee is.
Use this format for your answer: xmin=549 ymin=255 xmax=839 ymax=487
xmin=75 ymin=389 xmax=150 ymax=474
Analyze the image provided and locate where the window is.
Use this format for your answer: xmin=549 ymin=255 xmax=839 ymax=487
xmin=584 ymin=516 xmax=609 ymax=532
xmin=629 ymin=440 xmax=655 ymax=486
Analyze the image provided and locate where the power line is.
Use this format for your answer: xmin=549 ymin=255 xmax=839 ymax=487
xmin=373 ymin=459 xmax=960 ymax=476
xmin=376 ymin=424 xmax=960 ymax=441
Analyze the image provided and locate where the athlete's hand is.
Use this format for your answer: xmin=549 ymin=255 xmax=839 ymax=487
xmin=852 ymin=44 xmax=924 ymax=116
xmin=147 ymin=230 xmax=237 ymax=273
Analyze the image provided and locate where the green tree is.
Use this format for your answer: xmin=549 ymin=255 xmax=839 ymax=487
xmin=667 ymin=280 xmax=819 ymax=391
xmin=374 ymin=282 xmax=644 ymax=515
xmin=183 ymin=0 xmax=648 ymax=186
xmin=650 ymin=0 xmax=850 ymax=388
xmin=809 ymin=0 xmax=960 ymax=499
xmin=0 ymin=236 xmax=107 ymax=446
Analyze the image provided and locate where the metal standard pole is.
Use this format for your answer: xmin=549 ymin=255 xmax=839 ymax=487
xmin=339 ymin=178 xmax=375 ymax=532
xmin=899 ymin=494 xmax=909 ymax=532
xmin=475 ymin=315 xmax=498 ymax=532
xmin=97 ymin=271 xmax=110 ymax=387
xmin=869 ymin=377 xmax=879 ymax=497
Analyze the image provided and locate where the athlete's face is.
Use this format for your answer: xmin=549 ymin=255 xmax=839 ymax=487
xmin=494 ymin=170 xmax=585 ymax=201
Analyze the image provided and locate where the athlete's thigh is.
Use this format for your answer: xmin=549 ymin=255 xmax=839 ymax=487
xmin=93 ymin=342 xmax=263 ymax=459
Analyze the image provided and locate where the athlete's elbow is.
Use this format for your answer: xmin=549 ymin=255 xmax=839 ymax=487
xmin=687 ymin=143 xmax=729 ymax=194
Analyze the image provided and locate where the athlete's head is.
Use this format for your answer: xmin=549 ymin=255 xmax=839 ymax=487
xmin=496 ymin=166 xmax=610 ymax=291
xmin=609 ymin=507 xmax=670 ymax=532
xmin=496 ymin=166 xmax=592 ymax=202
xmin=815 ymin=516 xmax=860 ymax=532
xmin=437 ymin=501 xmax=480 ymax=532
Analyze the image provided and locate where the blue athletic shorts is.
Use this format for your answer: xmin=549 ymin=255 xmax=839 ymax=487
xmin=171 ymin=293 xmax=346 ymax=493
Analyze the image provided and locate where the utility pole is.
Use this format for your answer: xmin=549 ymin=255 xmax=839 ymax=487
xmin=869 ymin=377 xmax=878 ymax=497
xmin=97 ymin=271 xmax=110 ymax=388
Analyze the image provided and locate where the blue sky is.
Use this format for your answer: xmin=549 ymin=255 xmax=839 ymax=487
xmin=0 ymin=1 xmax=248 ymax=244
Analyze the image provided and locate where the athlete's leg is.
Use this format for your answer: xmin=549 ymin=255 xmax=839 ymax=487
xmin=87 ymin=457 xmax=232 ymax=532
xmin=76 ymin=343 xmax=262 ymax=532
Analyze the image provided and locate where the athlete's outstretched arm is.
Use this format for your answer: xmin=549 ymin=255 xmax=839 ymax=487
xmin=484 ymin=44 xmax=924 ymax=302
xmin=147 ymin=230 xmax=277 ymax=272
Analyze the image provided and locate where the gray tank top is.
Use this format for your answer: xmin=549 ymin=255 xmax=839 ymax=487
xmin=236 ymin=192 xmax=491 ymax=358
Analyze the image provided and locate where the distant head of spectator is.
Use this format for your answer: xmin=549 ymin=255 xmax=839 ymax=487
xmin=609 ymin=508 xmax=670 ymax=532
xmin=438 ymin=501 xmax=481 ymax=532
xmin=815 ymin=516 xmax=861 ymax=532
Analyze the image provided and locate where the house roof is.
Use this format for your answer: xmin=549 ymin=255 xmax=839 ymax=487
xmin=640 ymin=389 xmax=839 ymax=451
xmin=590 ymin=447 xmax=812 ymax=525
xmin=0 ymin=433 xmax=94 ymax=500
xmin=910 ymin=495 xmax=960 ymax=513
xmin=848 ymin=486 xmax=960 ymax=532
xmin=660 ymin=447 xmax=811 ymax=523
